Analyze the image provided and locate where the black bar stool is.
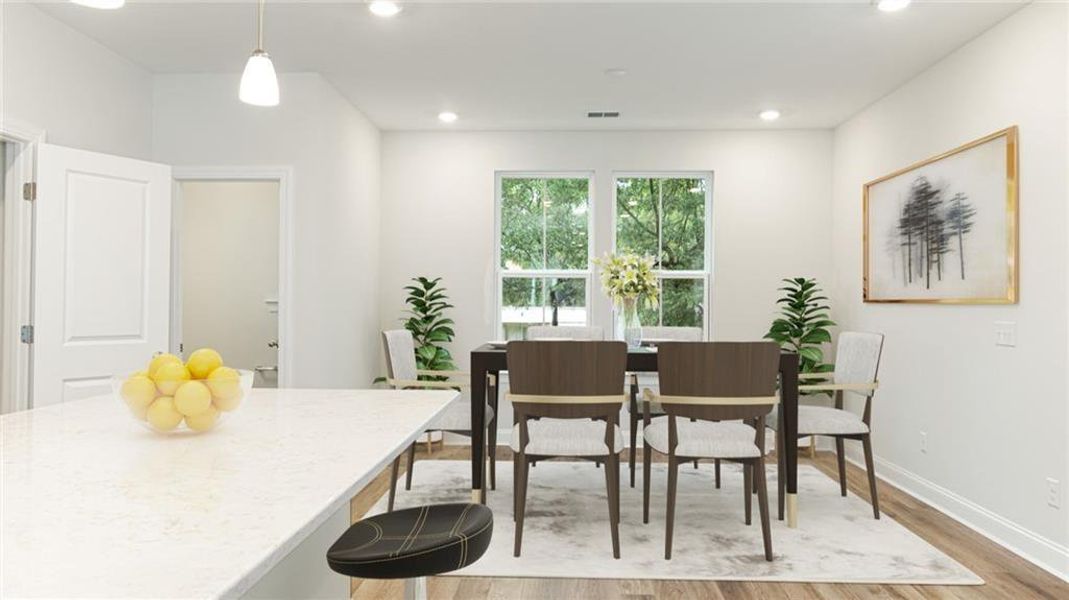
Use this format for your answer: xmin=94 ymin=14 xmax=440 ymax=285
xmin=327 ymin=503 xmax=493 ymax=600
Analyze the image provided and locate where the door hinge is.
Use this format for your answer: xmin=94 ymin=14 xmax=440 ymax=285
xmin=22 ymin=182 xmax=37 ymax=201
xmin=20 ymin=325 xmax=34 ymax=344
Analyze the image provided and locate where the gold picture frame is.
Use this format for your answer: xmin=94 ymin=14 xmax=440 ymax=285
xmin=863 ymin=126 xmax=1018 ymax=304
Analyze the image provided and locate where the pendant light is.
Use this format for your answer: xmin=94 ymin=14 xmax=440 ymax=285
xmin=239 ymin=0 xmax=280 ymax=106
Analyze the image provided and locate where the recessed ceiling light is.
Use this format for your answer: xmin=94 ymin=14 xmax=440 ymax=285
xmin=759 ymin=109 xmax=781 ymax=122
xmin=70 ymin=0 xmax=125 ymax=8
xmin=604 ymin=68 xmax=629 ymax=78
xmin=438 ymin=111 xmax=458 ymax=124
xmin=875 ymin=0 xmax=911 ymax=12
xmin=369 ymin=1 xmax=402 ymax=18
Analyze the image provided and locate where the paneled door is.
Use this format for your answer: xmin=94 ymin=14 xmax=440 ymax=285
xmin=32 ymin=144 xmax=172 ymax=407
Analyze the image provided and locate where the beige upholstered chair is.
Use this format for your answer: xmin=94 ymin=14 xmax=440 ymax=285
xmin=771 ymin=331 xmax=884 ymax=519
xmin=381 ymin=330 xmax=495 ymax=511
xmin=526 ymin=325 xmax=605 ymax=340
xmin=639 ymin=326 xmax=703 ymax=342
xmin=628 ymin=326 xmax=703 ymax=487
xmin=507 ymin=341 xmax=627 ymax=558
xmin=642 ymin=342 xmax=780 ymax=561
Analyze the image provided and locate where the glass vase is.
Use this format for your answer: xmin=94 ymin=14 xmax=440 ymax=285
xmin=619 ymin=298 xmax=642 ymax=349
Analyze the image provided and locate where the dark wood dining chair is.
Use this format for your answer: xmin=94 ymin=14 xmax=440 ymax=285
xmin=507 ymin=340 xmax=627 ymax=558
xmin=382 ymin=329 xmax=495 ymax=511
xmin=642 ymin=341 xmax=780 ymax=561
xmin=627 ymin=326 xmax=703 ymax=488
xmin=771 ymin=331 xmax=884 ymax=519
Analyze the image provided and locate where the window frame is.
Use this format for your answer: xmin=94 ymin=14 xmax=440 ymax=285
xmin=494 ymin=171 xmax=596 ymax=338
xmin=610 ymin=171 xmax=714 ymax=337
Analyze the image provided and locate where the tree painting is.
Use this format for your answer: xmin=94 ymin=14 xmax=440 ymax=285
xmin=864 ymin=127 xmax=1017 ymax=304
xmin=889 ymin=175 xmax=975 ymax=290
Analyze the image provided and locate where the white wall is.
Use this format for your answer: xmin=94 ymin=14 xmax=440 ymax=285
xmin=180 ymin=181 xmax=279 ymax=387
xmin=0 ymin=4 xmax=152 ymax=158
xmin=154 ymin=73 xmax=382 ymax=388
xmin=831 ymin=2 xmax=1068 ymax=577
xmin=379 ymin=130 xmax=833 ymax=373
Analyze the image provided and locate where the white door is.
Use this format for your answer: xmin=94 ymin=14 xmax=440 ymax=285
xmin=32 ymin=144 xmax=172 ymax=406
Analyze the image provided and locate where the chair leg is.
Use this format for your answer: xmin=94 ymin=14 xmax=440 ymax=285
xmin=605 ymin=453 xmax=621 ymax=559
xmin=388 ymin=455 xmax=400 ymax=512
xmin=744 ymin=462 xmax=752 ymax=525
xmin=665 ymin=455 xmax=679 ymax=560
xmin=642 ymin=442 xmax=652 ymax=524
xmin=863 ymin=435 xmax=880 ymax=519
xmin=777 ymin=428 xmax=786 ymax=521
xmin=512 ymin=454 xmax=519 ymax=522
xmin=514 ymin=457 xmax=530 ymax=557
xmin=403 ymin=576 xmax=427 ymax=600
xmin=835 ymin=437 xmax=847 ymax=497
xmin=755 ymin=458 xmax=773 ymax=562
xmin=488 ymin=424 xmax=498 ymax=491
xmin=405 ymin=442 xmax=416 ymax=491
xmin=629 ymin=412 xmax=638 ymax=488
xmin=715 ymin=459 xmax=721 ymax=489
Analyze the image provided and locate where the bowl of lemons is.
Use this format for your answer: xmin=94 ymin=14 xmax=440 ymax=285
xmin=114 ymin=348 xmax=253 ymax=434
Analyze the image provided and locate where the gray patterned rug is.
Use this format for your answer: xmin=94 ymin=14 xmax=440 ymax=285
xmin=373 ymin=460 xmax=982 ymax=585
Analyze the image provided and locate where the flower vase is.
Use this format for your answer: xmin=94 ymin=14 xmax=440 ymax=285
xmin=619 ymin=298 xmax=642 ymax=349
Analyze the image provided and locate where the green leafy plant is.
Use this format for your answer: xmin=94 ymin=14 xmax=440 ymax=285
xmin=764 ymin=278 xmax=836 ymax=377
xmin=402 ymin=277 xmax=458 ymax=375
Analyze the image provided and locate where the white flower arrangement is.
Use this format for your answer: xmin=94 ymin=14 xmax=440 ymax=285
xmin=593 ymin=252 xmax=660 ymax=308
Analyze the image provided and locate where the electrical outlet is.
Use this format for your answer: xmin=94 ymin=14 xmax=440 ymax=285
xmin=919 ymin=431 xmax=928 ymax=454
xmin=994 ymin=321 xmax=1016 ymax=347
xmin=1047 ymin=478 xmax=1062 ymax=509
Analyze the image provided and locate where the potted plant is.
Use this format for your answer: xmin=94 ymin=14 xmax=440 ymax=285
xmin=764 ymin=277 xmax=835 ymax=378
xmin=593 ymin=253 xmax=660 ymax=348
xmin=401 ymin=277 xmax=458 ymax=377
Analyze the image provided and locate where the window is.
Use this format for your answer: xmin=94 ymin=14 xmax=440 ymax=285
xmin=496 ymin=174 xmax=593 ymax=339
xmin=614 ymin=174 xmax=711 ymax=332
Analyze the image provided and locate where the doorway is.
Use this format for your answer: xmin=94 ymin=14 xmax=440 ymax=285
xmin=174 ymin=179 xmax=284 ymax=388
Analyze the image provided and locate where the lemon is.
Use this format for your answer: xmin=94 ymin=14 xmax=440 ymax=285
xmin=184 ymin=405 xmax=220 ymax=432
xmin=186 ymin=348 xmax=223 ymax=379
xmin=207 ymin=367 xmax=243 ymax=411
xmin=154 ymin=361 xmax=191 ymax=396
xmin=147 ymin=353 xmax=182 ymax=378
xmin=146 ymin=396 xmax=183 ymax=431
xmin=174 ymin=381 xmax=212 ymax=416
xmin=121 ymin=375 xmax=157 ymax=409
xmin=125 ymin=398 xmax=150 ymax=421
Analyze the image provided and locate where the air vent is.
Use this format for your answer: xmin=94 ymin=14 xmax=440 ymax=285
xmin=587 ymin=111 xmax=620 ymax=118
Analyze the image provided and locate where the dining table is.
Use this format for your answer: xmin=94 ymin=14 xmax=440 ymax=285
xmin=468 ymin=344 xmax=802 ymax=528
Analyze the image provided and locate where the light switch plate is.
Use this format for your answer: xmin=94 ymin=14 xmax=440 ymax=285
xmin=994 ymin=321 xmax=1016 ymax=347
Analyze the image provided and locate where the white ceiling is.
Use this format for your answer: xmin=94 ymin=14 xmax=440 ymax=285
xmin=32 ymin=1 xmax=1025 ymax=131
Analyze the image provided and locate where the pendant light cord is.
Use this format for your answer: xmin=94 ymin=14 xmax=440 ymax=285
xmin=256 ymin=0 xmax=265 ymax=51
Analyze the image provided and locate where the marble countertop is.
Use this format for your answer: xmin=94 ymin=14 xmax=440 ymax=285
xmin=1 ymin=388 xmax=458 ymax=599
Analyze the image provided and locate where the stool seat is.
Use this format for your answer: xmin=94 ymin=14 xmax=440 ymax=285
xmin=327 ymin=503 xmax=493 ymax=580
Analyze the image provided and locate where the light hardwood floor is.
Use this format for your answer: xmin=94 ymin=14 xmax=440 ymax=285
xmin=349 ymin=446 xmax=1068 ymax=599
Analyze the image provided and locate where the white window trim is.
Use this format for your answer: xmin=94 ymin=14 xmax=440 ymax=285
xmin=493 ymin=171 xmax=595 ymax=338
xmin=610 ymin=171 xmax=715 ymax=338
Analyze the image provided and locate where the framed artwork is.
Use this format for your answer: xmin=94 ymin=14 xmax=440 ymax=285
xmin=863 ymin=126 xmax=1018 ymax=304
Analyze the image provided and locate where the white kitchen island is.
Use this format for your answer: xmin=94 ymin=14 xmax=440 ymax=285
xmin=1 ymin=388 xmax=458 ymax=599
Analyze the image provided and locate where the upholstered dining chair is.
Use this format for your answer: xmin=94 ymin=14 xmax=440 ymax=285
xmin=507 ymin=340 xmax=627 ymax=558
xmin=642 ymin=341 xmax=780 ymax=561
xmin=382 ymin=330 xmax=495 ymax=511
xmin=628 ymin=326 xmax=703 ymax=488
xmin=526 ymin=325 xmax=605 ymax=340
xmin=771 ymin=331 xmax=884 ymax=519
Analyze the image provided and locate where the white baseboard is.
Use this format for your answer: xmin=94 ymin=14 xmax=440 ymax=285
xmin=845 ymin=453 xmax=1069 ymax=583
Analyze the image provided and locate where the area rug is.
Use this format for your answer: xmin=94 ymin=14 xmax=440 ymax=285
xmin=371 ymin=460 xmax=982 ymax=585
